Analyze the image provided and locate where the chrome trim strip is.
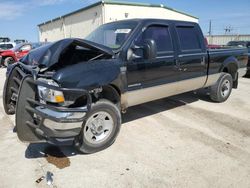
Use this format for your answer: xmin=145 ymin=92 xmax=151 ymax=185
xmin=209 ymin=48 xmax=245 ymax=52
xmin=36 ymin=106 xmax=85 ymax=130
xmin=178 ymin=53 xmax=207 ymax=58
xmin=43 ymin=119 xmax=83 ymax=130
xmin=124 ymin=76 xmax=207 ymax=108
xmin=209 ymin=50 xmax=245 ymax=55
xmin=156 ymin=55 xmax=174 ymax=59
xmin=128 ymin=83 xmax=142 ymax=88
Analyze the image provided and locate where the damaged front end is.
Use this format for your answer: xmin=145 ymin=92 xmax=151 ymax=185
xmin=3 ymin=38 xmax=115 ymax=144
xmin=5 ymin=63 xmax=91 ymax=144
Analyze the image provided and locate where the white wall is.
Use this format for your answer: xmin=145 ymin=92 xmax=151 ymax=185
xmin=206 ymin=35 xmax=250 ymax=45
xmin=39 ymin=5 xmax=103 ymax=42
xmin=104 ymin=4 xmax=198 ymax=23
xmin=39 ymin=19 xmax=65 ymax=42
xmin=63 ymin=5 xmax=103 ymax=39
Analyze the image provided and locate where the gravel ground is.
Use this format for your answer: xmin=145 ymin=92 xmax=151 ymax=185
xmin=0 ymin=68 xmax=250 ymax=188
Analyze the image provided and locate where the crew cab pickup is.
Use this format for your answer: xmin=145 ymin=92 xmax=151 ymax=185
xmin=3 ymin=19 xmax=248 ymax=154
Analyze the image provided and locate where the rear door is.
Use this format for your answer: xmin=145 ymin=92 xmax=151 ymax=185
xmin=174 ymin=23 xmax=208 ymax=88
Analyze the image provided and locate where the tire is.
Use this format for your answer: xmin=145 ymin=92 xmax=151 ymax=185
xmin=210 ymin=73 xmax=233 ymax=102
xmin=76 ymin=99 xmax=121 ymax=154
xmin=4 ymin=57 xmax=15 ymax=67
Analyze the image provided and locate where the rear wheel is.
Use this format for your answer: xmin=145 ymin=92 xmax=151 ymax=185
xmin=210 ymin=73 xmax=233 ymax=102
xmin=76 ymin=99 xmax=121 ymax=154
xmin=4 ymin=57 xmax=15 ymax=67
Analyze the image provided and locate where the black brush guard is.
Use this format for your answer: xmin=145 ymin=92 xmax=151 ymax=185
xmin=4 ymin=65 xmax=92 ymax=143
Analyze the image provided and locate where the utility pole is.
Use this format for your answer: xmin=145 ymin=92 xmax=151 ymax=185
xmin=208 ymin=20 xmax=212 ymax=36
xmin=208 ymin=20 xmax=212 ymax=44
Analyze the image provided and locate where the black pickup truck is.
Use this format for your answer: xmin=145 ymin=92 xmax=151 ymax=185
xmin=3 ymin=19 xmax=248 ymax=154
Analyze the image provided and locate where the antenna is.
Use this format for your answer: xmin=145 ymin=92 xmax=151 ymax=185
xmin=224 ymin=25 xmax=233 ymax=35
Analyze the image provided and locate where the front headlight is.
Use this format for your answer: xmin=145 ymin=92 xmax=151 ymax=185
xmin=37 ymin=79 xmax=65 ymax=103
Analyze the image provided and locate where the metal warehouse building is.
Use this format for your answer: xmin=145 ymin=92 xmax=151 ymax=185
xmin=38 ymin=0 xmax=198 ymax=42
xmin=206 ymin=35 xmax=250 ymax=45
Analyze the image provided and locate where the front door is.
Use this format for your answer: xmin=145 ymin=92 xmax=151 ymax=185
xmin=126 ymin=24 xmax=180 ymax=106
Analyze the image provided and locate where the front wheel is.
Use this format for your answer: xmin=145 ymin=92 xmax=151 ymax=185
xmin=210 ymin=73 xmax=233 ymax=102
xmin=76 ymin=99 xmax=121 ymax=154
xmin=4 ymin=57 xmax=15 ymax=67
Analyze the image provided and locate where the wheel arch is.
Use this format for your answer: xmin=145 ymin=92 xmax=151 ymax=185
xmin=98 ymin=84 xmax=121 ymax=106
xmin=220 ymin=57 xmax=239 ymax=80
xmin=220 ymin=57 xmax=239 ymax=88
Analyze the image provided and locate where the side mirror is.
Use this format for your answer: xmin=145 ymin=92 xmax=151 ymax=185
xmin=143 ymin=39 xmax=157 ymax=60
xmin=127 ymin=39 xmax=157 ymax=61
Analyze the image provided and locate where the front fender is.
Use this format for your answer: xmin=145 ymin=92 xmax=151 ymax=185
xmin=53 ymin=59 xmax=123 ymax=90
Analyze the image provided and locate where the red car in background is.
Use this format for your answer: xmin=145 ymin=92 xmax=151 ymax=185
xmin=0 ymin=43 xmax=33 ymax=67
xmin=0 ymin=43 xmax=32 ymax=67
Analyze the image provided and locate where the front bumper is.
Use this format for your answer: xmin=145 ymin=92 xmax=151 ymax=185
xmin=5 ymin=65 xmax=91 ymax=144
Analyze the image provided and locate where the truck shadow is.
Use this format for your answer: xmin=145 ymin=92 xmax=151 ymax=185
xmin=25 ymin=90 xmax=211 ymax=160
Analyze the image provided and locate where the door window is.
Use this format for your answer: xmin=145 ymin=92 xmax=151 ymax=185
xmin=136 ymin=25 xmax=173 ymax=53
xmin=176 ymin=26 xmax=201 ymax=51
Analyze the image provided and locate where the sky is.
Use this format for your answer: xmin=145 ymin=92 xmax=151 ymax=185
xmin=0 ymin=0 xmax=249 ymax=42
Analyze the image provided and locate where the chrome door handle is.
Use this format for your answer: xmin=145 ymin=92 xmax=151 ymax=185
xmin=175 ymin=59 xmax=186 ymax=71
xmin=176 ymin=59 xmax=180 ymax=65
xmin=175 ymin=59 xmax=180 ymax=70
xmin=201 ymin=56 xmax=206 ymax=65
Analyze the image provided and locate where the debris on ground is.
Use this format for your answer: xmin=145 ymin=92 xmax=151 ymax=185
xmin=46 ymin=171 xmax=54 ymax=186
xmin=35 ymin=176 xmax=45 ymax=184
xmin=44 ymin=146 xmax=70 ymax=169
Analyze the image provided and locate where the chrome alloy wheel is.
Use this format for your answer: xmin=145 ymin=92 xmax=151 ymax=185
xmin=221 ymin=79 xmax=230 ymax=98
xmin=84 ymin=111 xmax=114 ymax=144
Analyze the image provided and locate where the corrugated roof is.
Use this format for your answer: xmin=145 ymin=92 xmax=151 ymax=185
xmin=104 ymin=0 xmax=198 ymax=19
xmin=38 ymin=0 xmax=198 ymax=27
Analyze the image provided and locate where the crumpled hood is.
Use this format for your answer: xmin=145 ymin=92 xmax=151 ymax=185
xmin=21 ymin=38 xmax=114 ymax=68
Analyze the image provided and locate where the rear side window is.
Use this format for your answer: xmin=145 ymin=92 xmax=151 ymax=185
xmin=136 ymin=25 xmax=173 ymax=53
xmin=176 ymin=26 xmax=201 ymax=51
